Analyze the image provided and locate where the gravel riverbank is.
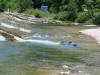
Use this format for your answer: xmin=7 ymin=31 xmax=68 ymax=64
xmin=79 ymin=28 xmax=100 ymax=45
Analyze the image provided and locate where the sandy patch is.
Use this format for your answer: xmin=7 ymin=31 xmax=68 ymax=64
xmin=79 ymin=28 xmax=100 ymax=44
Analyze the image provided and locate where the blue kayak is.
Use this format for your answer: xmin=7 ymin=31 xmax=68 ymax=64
xmin=60 ymin=42 xmax=77 ymax=47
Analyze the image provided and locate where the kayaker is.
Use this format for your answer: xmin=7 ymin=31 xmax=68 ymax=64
xmin=61 ymin=39 xmax=65 ymax=44
xmin=66 ymin=35 xmax=73 ymax=44
xmin=68 ymin=38 xmax=73 ymax=44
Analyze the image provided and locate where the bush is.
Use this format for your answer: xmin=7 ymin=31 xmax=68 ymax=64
xmin=24 ymin=9 xmax=55 ymax=18
xmin=66 ymin=0 xmax=78 ymax=21
xmin=17 ymin=0 xmax=32 ymax=13
xmin=0 ymin=0 xmax=6 ymax=12
xmin=49 ymin=4 xmax=59 ymax=13
xmin=93 ymin=14 xmax=100 ymax=25
xmin=53 ymin=11 xmax=69 ymax=21
xmin=85 ymin=19 xmax=93 ymax=24
xmin=24 ymin=8 xmax=35 ymax=15
xmin=59 ymin=5 xmax=68 ymax=11
xmin=6 ymin=2 xmax=17 ymax=12
xmin=77 ymin=12 xmax=89 ymax=23
xmin=34 ymin=12 xmax=42 ymax=18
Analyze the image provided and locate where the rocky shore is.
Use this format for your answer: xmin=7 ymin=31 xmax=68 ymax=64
xmin=0 ymin=28 xmax=16 ymax=41
xmin=2 ymin=12 xmax=66 ymax=25
xmin=0 ymin=12 xmax=77 ymax=41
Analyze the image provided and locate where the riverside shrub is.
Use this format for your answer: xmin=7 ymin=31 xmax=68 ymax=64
xmin=34 ymin=12 xmax=42 ymax=18
xmin=77 ymin=12 xmax=89 ymax=23
xmin=53 ymin=11 xmax=69 ymax=21
xmin=93 ymin=14 xmax=100 ymax=25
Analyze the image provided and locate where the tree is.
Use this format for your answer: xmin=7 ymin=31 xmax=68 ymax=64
xmin=67 ymin=0 xmax=78 ymax=21
xmin=17 ymin=0 xmax=32 ymax=13
xmin=0 ymin=0 xmax=7 ymax=12
xmin=49 ymin=0 xmax=62 ymax=13
xmin=76 ymin=0 xmax=86 ymax=11
xmin=93 ymin=14 xmax=100 ymax=25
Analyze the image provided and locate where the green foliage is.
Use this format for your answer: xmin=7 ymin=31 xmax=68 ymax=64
xmin=34 ymin=12 xmax=42 ymax=18
xmin=24 ymin=9 xmax=43 ymax=18
xmin=93 ymin=14 xmax=100 ymax=25
xmin=85 ymin=19 xmax=93 ymax=24
xmin=59 ymin=5 xmax=68 ymax=11
xmin=76 ymin=0 xmax=86 ymax=11
xmin=61 ymin=0 xmax=69 ymax=5
xmin=6 ymin=2 xmax=17 ymax=12
xmin=17 ymin=0 xmax=32 ymax=13
xmin=0 ymin=0 xmax=100 ymax=24
xmin=49 ymin=4 xmax=60 ymax=13
xmin=53 ymin=11 xmax=69 ymax=21
xmin=77 ymin=12 xmax=89 ymax=23
xmin=24 ymin=9 xmax=55 ymax=18
xmin=0 ymin=0 xmax=7 ymax=12
xmin=66 ymin=0 xmax=78 ymax=21
xmin=24 ymin=8 xmax=35 ymax=15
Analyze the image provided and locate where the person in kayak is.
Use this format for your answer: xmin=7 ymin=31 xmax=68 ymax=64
xmin=61 ymin=35 xmax=73 ymax=44
xmin=66 ymin=35 xmax=73 ymax=44
xmin=61 ymin=39 xmax=72 ymax=44
xmin=68 ymin=38 xmax=73 ymax=44
xmin=61 ymin=39 xmax=65 ymax=44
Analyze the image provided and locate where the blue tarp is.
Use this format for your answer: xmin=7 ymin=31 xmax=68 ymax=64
xmin=41 ymin=5 xmax=48 ymax=11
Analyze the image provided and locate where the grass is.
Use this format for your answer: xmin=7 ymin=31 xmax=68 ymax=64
xmin=24 ymin=8 xmax=55 ymax=19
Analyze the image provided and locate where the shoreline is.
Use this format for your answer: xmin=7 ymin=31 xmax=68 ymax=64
xmin=79 ymin=28 xmax=100 ymax=45
xmin=2 ymin=12 xmax=66 ymax=25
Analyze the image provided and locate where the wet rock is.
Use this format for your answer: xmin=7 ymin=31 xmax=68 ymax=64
xmin=0 ymin=29 xmax=16 ymax=41
xmin=57 ymin=71 xmax=70 ymax=75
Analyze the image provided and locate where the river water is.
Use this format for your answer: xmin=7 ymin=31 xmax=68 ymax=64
xmin=0 ymin=24 xmax=100 ymax=75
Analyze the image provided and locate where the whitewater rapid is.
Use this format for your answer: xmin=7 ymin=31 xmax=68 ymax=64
xmin=14 ymin=36 xmax=59 ymax=46
xmin=1 ymin=22 xmax=31 ymax=33
xmin=0 ymin=35 xmax=6 ymax=41
xmin=0 ymin=22 xmax=59 ymax=45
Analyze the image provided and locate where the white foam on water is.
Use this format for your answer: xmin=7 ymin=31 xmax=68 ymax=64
xmin=32 ymin=33 xmax=43 ymax=38
xmin=19 ymin=28 xmax=31 ymax=33
xmin=14 ymin=36 xmax=58 ymax=46
xmin=0 ymin=22 xmax=58 ymax=45
xmin=1 ymin=22 xmax=17 ymax=29
xmin=45 ymin=35 xmax=49 ymax=37
xmin=25 ymin=39 xmax=59 ymax=45
xmin=32 ymin=34 xmax=50 ymax=38
xmin=1 ymin=22 xmax=31 ymax=33
xmin=0 ymin=35 xmax=6 ymax=41
xmin=14 ymin=36 xmax=25 ymax=42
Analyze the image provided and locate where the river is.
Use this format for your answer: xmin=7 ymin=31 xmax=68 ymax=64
xmin=0 ymin=18 xmax=100 ymax=75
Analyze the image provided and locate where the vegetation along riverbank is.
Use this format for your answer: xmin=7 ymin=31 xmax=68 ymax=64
xmin=0 ymin=0 xmax=100 ymax=25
